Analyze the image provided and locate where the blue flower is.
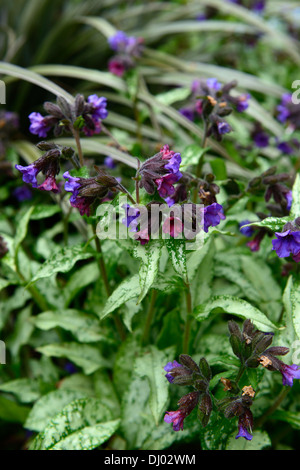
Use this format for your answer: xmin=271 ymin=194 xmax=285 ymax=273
xmin=239 ymin=220 xmax=254 ymax=237
xmin=203 ymin=203 xmax=226 ymax=232
xmin=272 ymin=230 xmax=300 ymax=259
xmin=29 ymin=112 xmax=52 ymax=138
xmin=164 ymin=360 xmax=182 ymax=383
xmin=235 ymin=410 xmax=253 ymax=441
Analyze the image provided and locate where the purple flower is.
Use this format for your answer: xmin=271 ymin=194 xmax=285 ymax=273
xmin=203 ymin=203 xmax=226 ymax=233
xmin=235 ymin=409 xmax=253 ymax=441
xmin=155 ymin=173 xmax=181 ymax=199
xmin=280 ymin=364 xmax=300 ymax=387
xmin=13 ymin=185 xmax=33 ymax=202
xmin=38 ymin=176 xmax=60 ymax=193
xmin=179 ymin=107 xmax=194 ymax=121
xmin=277 ymin=93 xmax=292 ymax=124
xmin=87 ymin=95 xmax=108 ymax=121
xmin=104 ymin=156 xmax=116 ymax=169
xmin=164 ymin=360 xmax=181 ymax=383
xmin=285 ymin=191 xmax=293 ymax=211
xmin=239 ymin=220 xmax=254 ymax=237
xmin=277 ymin=141 xmax=294 ymax=155
xmin=164 ymin=391 xmax=199 ymax=432
xmin=15 ymin=164 xmax=39 ymax=187
xmin=83 ymin=120 xmax=102 ymax=137
xmin=206 ymin=78 xmax=222 ymax=91
xmin=246 ymin=229 xmax=268 ymax=252
xmin=122 ymin=204 xmax=140 ymax=232
xmin=253 ymin=130 xmax=269 ymax=148
xmin=108 ymin=31 xmax=129 ymax=52
xmin=64 ymin=170 xmax=120 ymax=217
xmin=164 ymin=410 xmax=186 ymax=431
xmin=217 ymin=121 xmax=231 ymax=135
xmin=236 ymin=93 xmax=250 ymax=112
xmin=29 ymin=112 xmax=52 ymax=138
xmin=63 ymin=171 xmax=92 ymax=216
xmin=154 ymin=146 xmax=182 ymax=199
xmin=108 ymin=58 xmax=126 ymax=77
xmin=272 ymin=230 xmax=300 ymax=259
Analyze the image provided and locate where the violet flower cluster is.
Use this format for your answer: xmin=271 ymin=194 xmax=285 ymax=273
xmin=108 ymin=31 xmax=144 ymax=77
xmin=28 ymin=94 xmax=108 ymax=139
xmin=180 ymin=78 xmax=250 ymax=141
xmin=164 ymin=320 xmax=300 ymax=441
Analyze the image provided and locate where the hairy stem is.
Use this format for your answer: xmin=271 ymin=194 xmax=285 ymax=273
xmin=72 ymin=128 xmax=84 ymax=167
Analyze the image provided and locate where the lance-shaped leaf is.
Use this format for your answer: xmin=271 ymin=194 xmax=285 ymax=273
xmin=166 ymin=239 xmax=188 ymax=284
xmin=36 ymin=343 xmax=110 ymax=375
xmin=194 ymin=295 xmax=278 ymax=331
xmin=290 ymin=173 xmax=300 ymax=219
xmin=26 ymin=243 xmax=92 ymax=287
xmin=133 ymin=241 xmax=162 ymax=304
xmin=30 ymin=398 xmax=120 ymax=450
xmin=135 ymin=346 xmax=173 ymax=426
xmin=100 ymin=274 xmax=141 ymax=319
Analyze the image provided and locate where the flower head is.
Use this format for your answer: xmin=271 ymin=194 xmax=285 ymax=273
xmin=29 ymin=112 xmax=52 ymax=138
xmin=63 ymin=169 xmax=120 ymax=216
xmin=235 ymin=409 xmax=253 ymax=441
xmin=272 ymin=229 xmax=300 ymax=259
xmin=164 ymin=391 xmax=199 ymax=432
xmin=239 ymin=220 xmax=254 ymax=237
xmin=203 ymin=203 xmax=225 ymax=232
xmin=139 ymin=145 xmax=182 ymax=200
xmin=15 ymin=148 xmax=61 ymax=192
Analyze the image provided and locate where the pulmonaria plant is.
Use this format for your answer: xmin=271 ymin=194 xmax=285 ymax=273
xmin=15 ymin=144 xmax=62 ymax=193
xmin=64 ymin=168 xmax=122 ymax=217
xmin=108 ymin=30 xmax=144 ymax=76
xmin=272 ymin=220 xmax=300 ymax=262
xmin=138 ymin=144 xmax=183 ymax=202
xmin=180 ymin=78 xmax=250 ymax=141
xmin=28 ymin=93 xmax=108 ymax=139
xmin=164 ymin=320 xmax=300 ymax=441
xmin=276 ymin=93 xmax=300 ymax=130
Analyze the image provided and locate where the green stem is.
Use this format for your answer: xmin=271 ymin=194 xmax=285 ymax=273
xmin=72 ymin=128 xmax=84 ymax=167
xmin=92 ymin=224 xmax=126 ymax=341
xmin=234 ymin=364 xmax=246 ymax=385
xmin=141 ymin=289 xmax=158 ymax=346
xmin=182 ymin=283 xmax=193 ymax=354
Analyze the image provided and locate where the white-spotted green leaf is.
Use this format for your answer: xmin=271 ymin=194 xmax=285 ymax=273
xmin=30 ymin=398 xmax=119 ymax=450
xmin=290 ymin=173 xmax=300 ymax=219
xmin=135 ymin=346 xmax=173 ymax=426
xmin=133 ymin=241 xmax=162 ymax=304
xmin=36 ymin=343 xmax=110 ymax=375
xmin=194 ymin=295 xmax=278 ymax=331
xmin=166 ymin=239 xmax=188 ymax=284
xmin=14 ymin=206 xmax=35 ymax=255
xmin=244 ymin=216 xmax=291 ymax=233
xmin=31 ymin=309 xmax=109 ymax=343
xmin=24 ymin=389 xmax=87 ymax=432
xmin=0 ymin=379 xmax=42 ymax=404
xmin=100 ymin=274 xmax=141 ymax=319
xmin=26 ymin=243 xmax=92 ymax=287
